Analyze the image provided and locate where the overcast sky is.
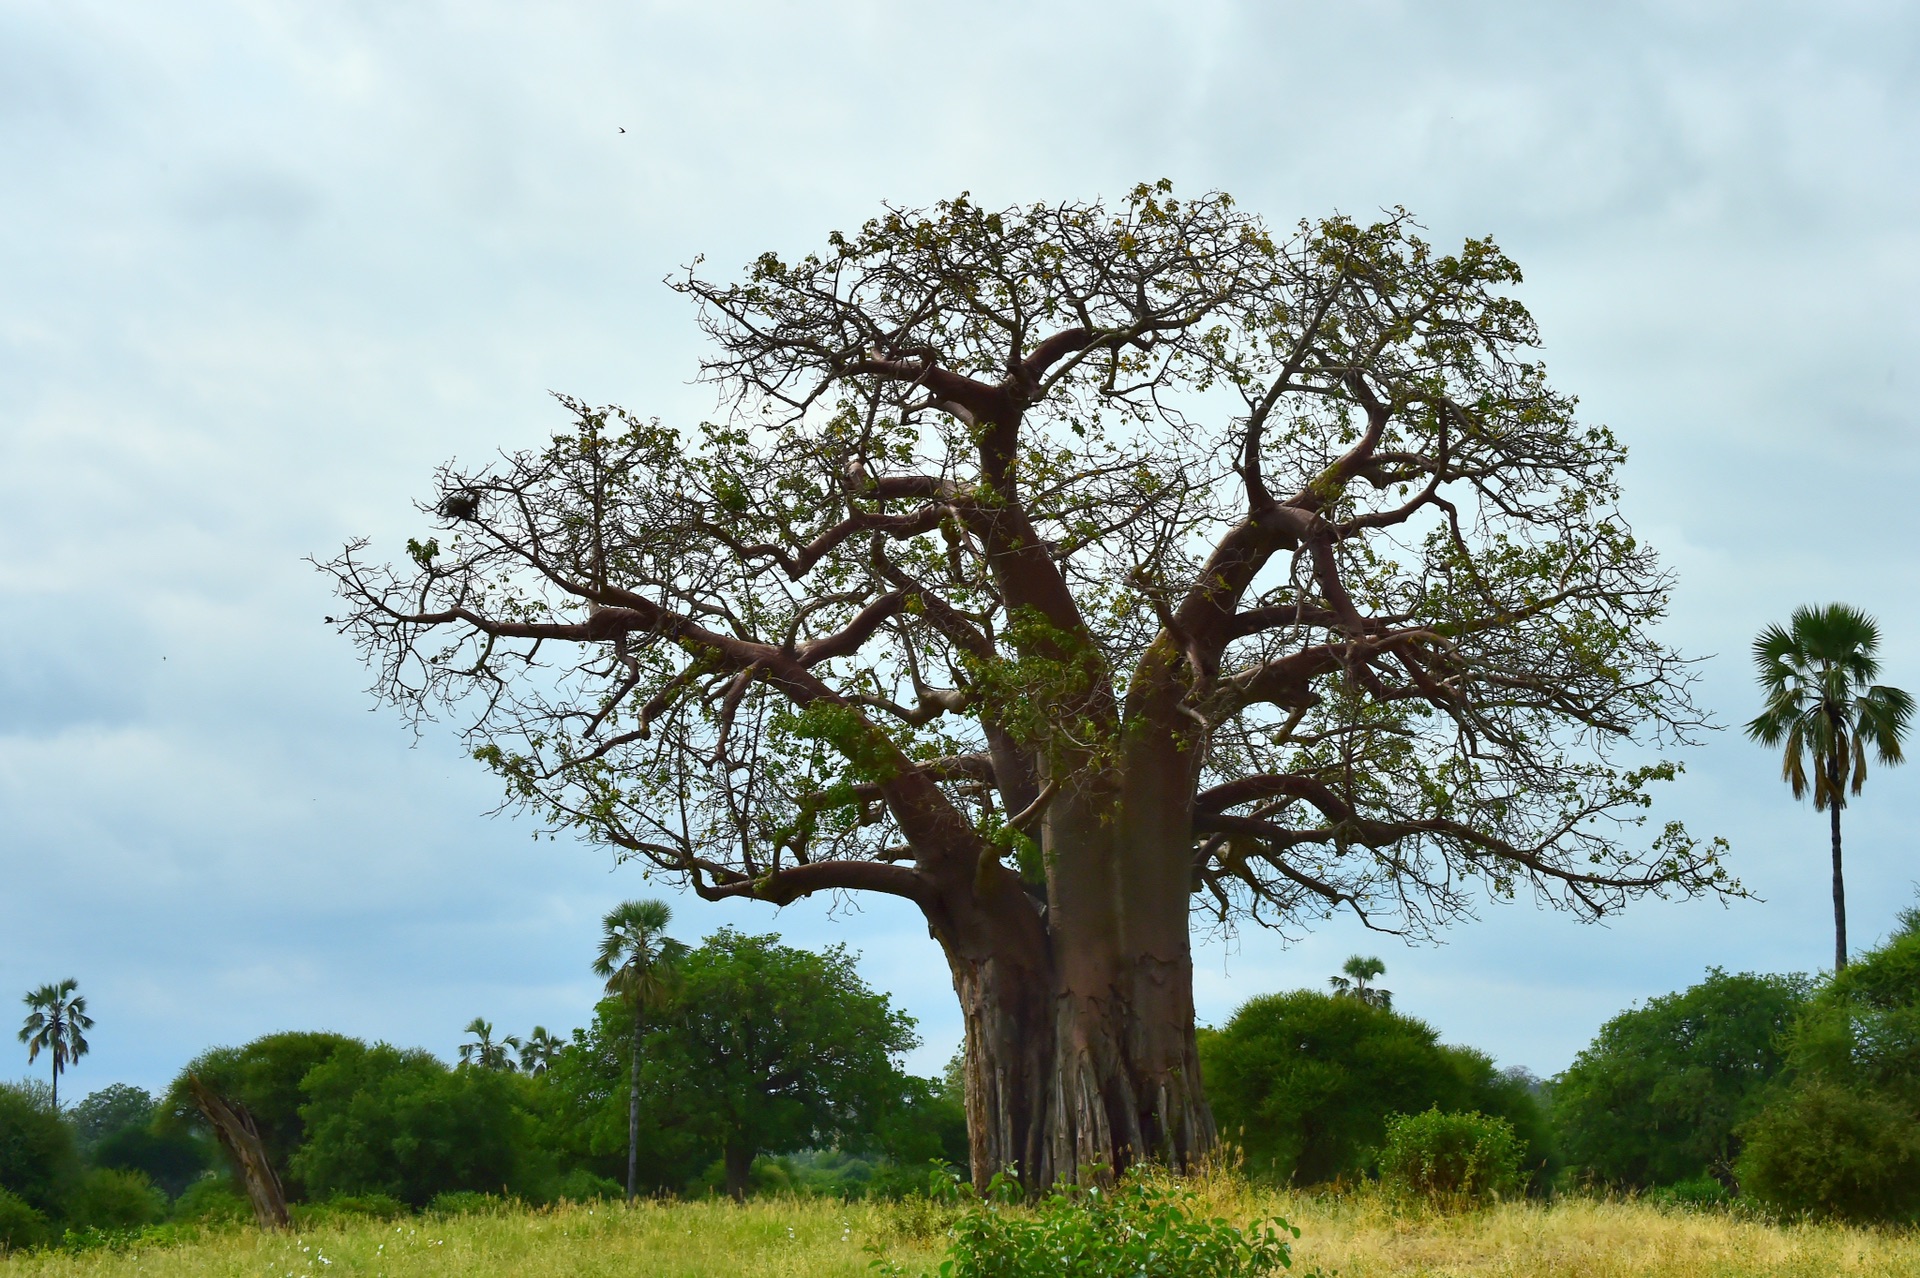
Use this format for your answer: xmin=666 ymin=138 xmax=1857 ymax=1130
xmin=4 ymin=0 xmax=1919 ymax=1100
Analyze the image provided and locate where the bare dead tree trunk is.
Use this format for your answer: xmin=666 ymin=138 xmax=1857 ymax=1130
xmin=186 ymin=1074 xmax=289 ymax=1230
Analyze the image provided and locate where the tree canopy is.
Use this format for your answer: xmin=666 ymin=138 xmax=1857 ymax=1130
xmin=1553 ymin=968 xmax=1810 ymax=1188
xmin=324 ymin=184 xmax=1735 ymax=1185
xmin=647 ymin=930 xmax=917 ymax=1199
xmin=1199 ymin=988 xmax=1549 ymax=1188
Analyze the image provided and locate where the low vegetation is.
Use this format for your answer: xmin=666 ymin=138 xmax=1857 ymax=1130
xmin=2 ymin=1177 xmax=1919 ymax=1277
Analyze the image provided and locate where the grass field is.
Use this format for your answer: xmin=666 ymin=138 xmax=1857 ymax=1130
xmin=3 ymin=1179 xmax=1916 ymax=1278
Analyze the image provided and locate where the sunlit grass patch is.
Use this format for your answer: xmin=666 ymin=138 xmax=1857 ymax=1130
xmin=2 ymin=1187 xmax=1915 ymax=1278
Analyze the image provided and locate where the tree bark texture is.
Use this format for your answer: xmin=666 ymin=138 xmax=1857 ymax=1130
xmin=930 ymin=742 xmax=1216 ymax=1191
xmin=627 ymin=1009 xmax=642 ymax=1202
xmin=723 ymin=1142 xmax=754 ymax=1202
xmin=186 ymin=1074 xmax=290 ymax=1230
xmin=1830 ymin=788 xmax=1847 ymax=973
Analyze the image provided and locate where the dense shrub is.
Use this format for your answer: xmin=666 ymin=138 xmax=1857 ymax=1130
xmin=1377 ymin=1109 xmax=1523 ymax=1206
xmin=0 ymin=1188 xmax=50 ymax=1253
xmin=1553 ymin=968 xmax=1809 ymax=1188
xmin=91 ymin=1125 xmax=213 ymax=1200
xmin=550 ymin=1167 xmax=621 ymax=1202
xmin=1735 ymin=911 xmax=1920 ymax=1222
xmin=168 ymin=1176 xmax=249 ymax=1223
xmin=426 ymin=1189 xmax=505 ymax=1217
xmin=66 ymin=1168 xmax=166 ymax=1231
xmin=293 ymin=1191 xmax=410 ymax=1227
xmin=1737 ymin=1080 xmax=1920 ymax=1222
xmin=1645 ymin=1174 xmax=1732 ymax=1210
xmin=1200 ymin=990 xmax=1550 ymax=1186
xmin=290 ymin=1042 xmax=538 ymax=1206
xmin=879 ymin=1175 xmax=1302 ymax=1278
xmin=0 ymin=1081 xmax=79 ymax=1219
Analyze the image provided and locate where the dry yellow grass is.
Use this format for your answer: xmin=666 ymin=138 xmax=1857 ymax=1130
xmin=1 ymin=1186 xmax=1914 ymax=1278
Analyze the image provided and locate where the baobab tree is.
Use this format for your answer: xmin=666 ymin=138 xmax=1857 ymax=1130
xmin=324 ymin=185 xmax=1734 ymax=1189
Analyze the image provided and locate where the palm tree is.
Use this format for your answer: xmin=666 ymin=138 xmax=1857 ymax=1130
xmin=518 ymin=1025 xmax=563 ymax=1075
xmin=19 ymin=979 xmax=93 ymax=1109
xmin=1747 ymin=603 xmax=1913 ymax=972
xmin=1328 ymin=955 xmax=1392 ymax=1009
xmin=458 ymin=1017 xmax=520 ymax=1071
xmin=592 ymin=899 xmax=687 ymax=1204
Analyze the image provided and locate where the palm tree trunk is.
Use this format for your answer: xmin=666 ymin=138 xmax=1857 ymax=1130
xmin=627 ymin=1006 xmax=642 ymax=1203
xmin=1830 ymin=794 xmax=1847 ymax=973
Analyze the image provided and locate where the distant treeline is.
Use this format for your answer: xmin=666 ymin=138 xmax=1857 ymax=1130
xmin=5 ymin=909 xmax=1919 ymax=1250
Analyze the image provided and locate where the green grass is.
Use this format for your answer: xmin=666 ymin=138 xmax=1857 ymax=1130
xmin=3 ymin=1182 xmax=1917 ymax=1278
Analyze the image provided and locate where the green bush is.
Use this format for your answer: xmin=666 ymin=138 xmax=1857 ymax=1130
xmin=291 ymin=1042 xmax=536 ymax=1206
xmin=169 ymin=1176 xmax=249 ymax=1224
xmin=66 ymin=1168 xmax=166 ymax=1231
xmin=1201 ymin=990 xmax=1550 ymax=1187
xmin=550 ymin=1167 xmax=622 ymax=1202
xmin=426 ymin=1189 xmax=505 ymax=1217
xmin=0 ymin=1081 xmax=80 ymax=1218
xmin=1645 ymin=1174 xmax=1731 ymax=1210
xmin=1736 ymin=1079 xmax=1920 ymax=1223
xmin=1377 ymin=1108 xmax=1523 ymax=1206
xmin=1553 ymin=969 xmax=1809 ymax=1188
xmin=0 ymin=1187 xmax=51 ymax=1253
xmin=880 ymin=1175 xmax=1303 ymax=1278
xmin=315 ymin=1192 xmax=408 ymax=1220
xmin=1732 ymin=908 xmax=1920 ymax=1223
xmin=91 ymin=1126 xmax=214 ymax=1200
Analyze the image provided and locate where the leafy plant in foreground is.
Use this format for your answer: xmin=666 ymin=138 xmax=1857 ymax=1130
xmin=877 ymin=1173 xmax=1309 ymax=1278
xmin=1377 ymin=1108 xmax=1523 ymax=1207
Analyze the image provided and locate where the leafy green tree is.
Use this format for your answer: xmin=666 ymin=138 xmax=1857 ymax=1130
xmin=458 ymin=1018 xmax=520 ymax=1071
xmin=1199 ymin=989 xmax=1548 ymax=1187
xmin=68 ymin=1085 xmax=155 ymax=1158
xmin=0 ymin=1081 xmax=79 ymax=1222
xmin=1747 ymin=603 xmax=1912 ymax=971
xmin=1328 ymin=956 xmax=1392 ymax=1009
xmin=534 ymin=999 xmax=710 ymax=1196
xmin=1738 ymin=905 xmax=1920 ymax=1220
xmin=70 ymin=1083 xmax=213 ymax=1200
xmin=592 ymin=898 xmax=687 ymax=1202
xmin=518 ymin=1027 xmax=562 ymax=1075
xmin=326 ymin=186 xmax=1733 ymax=1187
xmin=1552 ymin=968 xmax=1808 ymax=1188
xmin=290 ymin=1042 xmax=538 ymax=1207
xmin=18 ymin=979 xmax=92 ymax=1110
xmin=650 ymin=929 xmax=918 ymax=1199
xmin=67 ymin=1167 xmax=165 ymax=1230
xmin=161 ymin=1031 xmax=357 ymax=1201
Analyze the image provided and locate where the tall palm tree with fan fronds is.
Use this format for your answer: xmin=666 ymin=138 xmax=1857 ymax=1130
xmin=593 ymin=898 xmax=686 ymax=1203
xmin=1747 ymin=603 xmax=1913 ymax=972
xmin=19 ymin=979 xmax=93 ymax=1110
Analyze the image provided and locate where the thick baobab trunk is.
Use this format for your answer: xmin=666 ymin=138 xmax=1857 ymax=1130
xmin=934 ymin=761 xmax=1216 ymax=1191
